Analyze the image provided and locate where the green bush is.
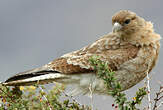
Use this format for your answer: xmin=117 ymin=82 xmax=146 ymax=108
xmin=1 ymin=56 xmax=162 ymax=110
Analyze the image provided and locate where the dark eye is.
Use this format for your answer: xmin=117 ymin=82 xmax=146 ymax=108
xmin=124 ymin=19 xmax=131 ymax=24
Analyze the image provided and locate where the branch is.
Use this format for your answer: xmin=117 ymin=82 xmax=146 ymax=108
xmin=146 ymin=71 xmax=152 ymax=110
xmin=153 ymin=86 xmax=163 ymax=110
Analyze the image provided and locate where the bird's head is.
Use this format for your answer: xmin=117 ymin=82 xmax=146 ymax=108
xmin=112 ymin=10 xmax=146 ymax=35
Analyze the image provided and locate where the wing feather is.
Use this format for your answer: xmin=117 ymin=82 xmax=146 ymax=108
xmin=48 ymin=33 xmax=139 ymax=74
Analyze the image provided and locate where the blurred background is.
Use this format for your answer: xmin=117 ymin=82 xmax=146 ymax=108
xmin=0 ymin=0 xmax=162 ymax=109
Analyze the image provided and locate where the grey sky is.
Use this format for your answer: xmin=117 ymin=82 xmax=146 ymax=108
xmin=0 ymin=0 xmax=162 ymax=109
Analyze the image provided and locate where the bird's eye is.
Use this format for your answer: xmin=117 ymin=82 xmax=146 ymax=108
xmin=124 ymin=19 xmax=131 ymax=24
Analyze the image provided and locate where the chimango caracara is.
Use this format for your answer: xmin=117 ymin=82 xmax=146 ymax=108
xmin=2 ymin=10 xmax=161 ymax=95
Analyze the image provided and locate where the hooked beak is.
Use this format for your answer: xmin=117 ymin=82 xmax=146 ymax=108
xmin=112 ymin=22 xmax=122 ymax=32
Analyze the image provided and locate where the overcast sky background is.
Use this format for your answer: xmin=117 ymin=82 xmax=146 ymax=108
xmin=0 ymin=0 xmax=163 ymax=109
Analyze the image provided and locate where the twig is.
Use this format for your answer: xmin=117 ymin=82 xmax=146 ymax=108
xmin=89 ymin=83 xmax=94 ymax=110
xmin=146 ymin=71 xmax=151 ymax=110
xmin=156 ymin=101 xmax=163 ymax=110
xmin=55 ymin=84 xmax=82 ymax=107
xmin=62 ymin=90 xmax=82 ymax=106
xmin=153 ymin=86 xmax=163 ymax=110
xmin=39 ymin=86 xmax=53 ymax=110
xmin=55 ymin=84 xmax=90 ymax=109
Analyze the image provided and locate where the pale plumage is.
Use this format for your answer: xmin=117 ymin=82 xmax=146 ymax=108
xmin=2 ymin=10 xmax=161 ymax=95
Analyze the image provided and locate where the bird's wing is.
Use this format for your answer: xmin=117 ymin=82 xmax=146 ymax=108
xmin=48 ymin=33 xmax=139 ymax=73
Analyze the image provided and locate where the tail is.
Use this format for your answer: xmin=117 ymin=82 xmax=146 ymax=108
xmin=2 ymin=65 xmax=69 ymax=86
xmin=1 ymin=66 xmax=98 ymax=96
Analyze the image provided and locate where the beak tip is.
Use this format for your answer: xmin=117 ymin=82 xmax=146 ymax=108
xmin=112 ymin=22 xmax=122 ymax=32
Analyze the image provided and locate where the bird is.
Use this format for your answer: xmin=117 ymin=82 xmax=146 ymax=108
xmin=2 ymin=10 xmax=161 ymax=95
